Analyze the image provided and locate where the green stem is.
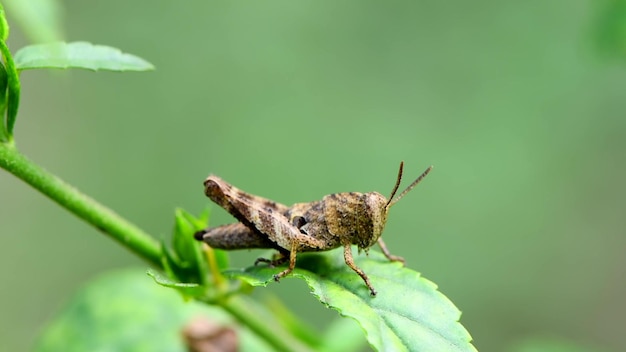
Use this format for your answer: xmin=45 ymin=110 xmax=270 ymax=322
xmin=0 ymin=143 xmax=162 ymax=267
xmin=220 ymin=296 xmax=313 ymax=352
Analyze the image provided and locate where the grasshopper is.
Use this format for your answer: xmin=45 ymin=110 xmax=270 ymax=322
xmin=194 ymin=162 xmax=432 ymax=296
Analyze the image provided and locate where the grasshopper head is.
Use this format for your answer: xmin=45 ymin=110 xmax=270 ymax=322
xmin=357 ymin=192 xmax=389 ymax=249
xmin=361 ymin=162 xmax=433 ymax=249
xmin=324 ymin=163 xmax=432 ymax=250
xmin=323 ymin=191 xmax=388 ymax=250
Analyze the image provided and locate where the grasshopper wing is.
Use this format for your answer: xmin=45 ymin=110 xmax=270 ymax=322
xmin=204 ymin=176 xmax=326 ymax=251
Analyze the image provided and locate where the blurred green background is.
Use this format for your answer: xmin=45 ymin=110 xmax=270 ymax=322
xmin=1 ymin=0 xmax=625 ymax=351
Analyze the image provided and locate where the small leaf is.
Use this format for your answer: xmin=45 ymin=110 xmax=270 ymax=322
xmin=196 ymin=208 xmax=229 ymax=271
xmin=14 ymin=41 xmax=154 ymax=71
xmin=226 ymin=248 xmax=477 ymax=352
xmin=184 ymin=207 xmax=211 ymax=229
xmin=161 ymin=236 xmax=197 ymax=288
xmin=173 ymin=208 xmax=202 ymax=268
xmin=161 ymin=236 xmax=184 ymax=272
xmin=147 ymin=268 xmax=205 ymax=298
xmin=147 ymin=268 xmax=201 ymax=290
xmin=169 ymin=208 xmax=217 ymax=286
xmin=176 ymin=207 xmax=230 ymax=273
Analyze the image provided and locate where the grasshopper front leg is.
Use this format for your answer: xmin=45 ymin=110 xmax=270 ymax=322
xmin=343 ymin=242 xmax=377 ymax=296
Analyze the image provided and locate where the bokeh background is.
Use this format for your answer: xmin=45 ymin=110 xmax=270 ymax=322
xmin=1 ymin=1 xmax=625 ymax=351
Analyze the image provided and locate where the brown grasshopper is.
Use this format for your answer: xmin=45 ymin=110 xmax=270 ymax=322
xmin=194 ymin=162 xmax=432 ymax=296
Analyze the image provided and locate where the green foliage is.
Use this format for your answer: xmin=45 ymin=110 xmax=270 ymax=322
xmin=154 ymin=207 xmax=477 ymax=351
xmin=228 ymin=249 xmax=476 ymax=352
xmin=162 ymin=208 xmax=209 ymax=285
xmin=14 ymin=42 xmax=155 ymax=71
xmin=35 ymin=269 xmax=274 ymax=352
xmin=141 ymin=204 xmax=476 ymax=351
xmin=39 ymin=222 xmax=477 ymax=352
xmin=158 ymin=208 xmax=238 ymax=301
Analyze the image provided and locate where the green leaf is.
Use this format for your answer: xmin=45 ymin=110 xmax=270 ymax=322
xmin=168 ymin=207 xmax=221 ymax=287
xmin=14 ymin=41 xmax=154 ymax=72
xmin=225 ymin=248 xmax=477 ymax=352
xmin=3 ymin=0 xmax=64 ymax=43
xmin=35 ymin=268 xmax=274 ymax=352
xmin=147 ymin=268 xmax=205 ymax=298
xmin=173 ymin=208 xmax=202 ymax=268
xmin=177 ymin=207 xmax=230 ymax=271
xmin=160 ymin=208 xmax=236 ymax=299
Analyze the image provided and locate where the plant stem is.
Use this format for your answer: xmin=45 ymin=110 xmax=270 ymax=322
xmin=220 ymin=296 xmax=313 ymax=352
xmin=0 ymin=142 xmax=162 ymax=267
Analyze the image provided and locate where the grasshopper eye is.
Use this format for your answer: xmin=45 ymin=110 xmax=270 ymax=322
xmin=291 ymin=216 xmax=307 ymax=234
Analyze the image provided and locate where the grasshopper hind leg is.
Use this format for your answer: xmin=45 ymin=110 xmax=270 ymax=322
xmin=273 ymin=244 xmax=298 ymax=282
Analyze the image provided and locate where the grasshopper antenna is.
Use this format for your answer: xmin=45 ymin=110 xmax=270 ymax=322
xmin=385 ymin=161 xmax=405 ymax=207
xmin=387 ymin=164 xmax=433 ymax=208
